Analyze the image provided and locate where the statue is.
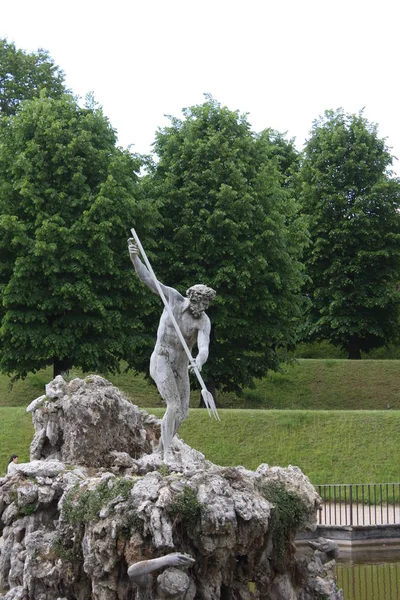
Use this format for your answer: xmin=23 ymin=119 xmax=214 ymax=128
xmin=308 ymin=537 xmax=340 ymax=564
xmin=128 ymin=236 xmax=217 ymax=461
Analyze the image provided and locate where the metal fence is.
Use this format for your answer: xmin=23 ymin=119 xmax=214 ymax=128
xmin=316 ymin=483 xmax=400 ymax=526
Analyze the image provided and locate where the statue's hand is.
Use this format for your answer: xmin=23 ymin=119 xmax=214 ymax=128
xmin=164 ymin=553 xmax=195 ymax=568
xmin=128 ymin=238 xmax=139 ymax=256
xmin=188 ymin=359 xmax=202 ymax=373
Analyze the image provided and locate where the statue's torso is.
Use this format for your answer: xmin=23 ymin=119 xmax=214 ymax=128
xmin=154 ymin=296 xmax=207 ymax=368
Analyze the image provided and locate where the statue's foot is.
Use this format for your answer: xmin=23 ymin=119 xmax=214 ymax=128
xmin=162 ymin=451 xmax=173 ymax=465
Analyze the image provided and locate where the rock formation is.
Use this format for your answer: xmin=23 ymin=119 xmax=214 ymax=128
xmin=0 ymin=375 xmax=343 ymax=599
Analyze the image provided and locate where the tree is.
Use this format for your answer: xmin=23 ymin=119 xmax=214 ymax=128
xmin=143 ymin=97 xmax=308 ymax=396
xmin=0 ymin=93 xmax=157 ymax=379
xmin=0 ymin=38 xmax=66 ymax=116
xmin=301 ymin=109 xmax=400 ymax=359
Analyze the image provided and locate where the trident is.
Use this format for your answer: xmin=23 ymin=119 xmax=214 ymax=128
xmin=130 ymin=228 xmax=220 ymax=421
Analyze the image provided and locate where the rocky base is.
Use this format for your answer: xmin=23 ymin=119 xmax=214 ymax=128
xmin=0 ymin=376 xmax=343 ymax=599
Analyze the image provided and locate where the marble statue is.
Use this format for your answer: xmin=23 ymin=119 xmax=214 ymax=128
xmin=128 ymin=238 xmax=216 ymax=461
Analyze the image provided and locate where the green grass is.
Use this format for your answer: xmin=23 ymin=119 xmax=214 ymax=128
xmin=0 ymin=366 xmax=163 ymax=408
xmin=2 ymin=360 xmax=400 ymax=484
xmin=242 ymin=359 xmax=400 ymax=410
xmin=177 ymin=409 xmax=400 ymax=484
xmin=0 ymin=407 xmax=33 ymax=472
xmin=2 ymin=359 xmax=400 ymax=410
xmin=3 ymin=407 xmax=399 ymax=484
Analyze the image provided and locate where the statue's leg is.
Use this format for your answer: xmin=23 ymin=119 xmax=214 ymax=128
xmin=150 ymin=354 xmax=181 ymax=460
xmin=174 ymin=368 xmax=190 ymax=434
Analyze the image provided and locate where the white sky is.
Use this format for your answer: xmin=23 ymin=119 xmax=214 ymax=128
xmin=2 ymin=0 xmax=400 ymax=174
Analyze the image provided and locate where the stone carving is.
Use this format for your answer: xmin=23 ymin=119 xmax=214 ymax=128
xmin=0 ymin=377 xmax=343 ymax=599
xmin=128 ymin=237 xmax=216 ymax=461
xmin=309 ymin=537 xmax=340 ymax=564
xmin=128 ymin=552 xmax=195 ymax=599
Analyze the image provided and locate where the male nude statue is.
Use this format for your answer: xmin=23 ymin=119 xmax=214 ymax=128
xmin=128 ymin=239 xmax=216 ymax=461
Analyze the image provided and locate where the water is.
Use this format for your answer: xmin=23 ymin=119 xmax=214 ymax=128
xmin=337 ymin=551 xmax=400 ymax=600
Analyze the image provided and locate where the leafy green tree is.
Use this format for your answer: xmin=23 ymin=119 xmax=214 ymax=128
xmin=301 ymin=109 xmax=400 ymax=359
xmin=0 ymin=38 xmax=66 ymax=116
xmin=144 ymin=97 xmax=308 ymax=396
xmin=0 ymin=94 xmax=156 ymax=379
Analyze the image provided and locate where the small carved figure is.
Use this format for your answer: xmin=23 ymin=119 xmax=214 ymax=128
xmin=308 ymin=537 xmax=340 ymax=563
xmin=128 ymin=238 xmax=216 ymax=461
xmin=7 ymin=454 xmax=19 ymax=475
xmin=128 ymin=552 xmax=195 ymax=599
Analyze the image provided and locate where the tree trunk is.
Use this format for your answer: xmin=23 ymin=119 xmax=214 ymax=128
xmin=198 ymin=379 xmax=219 ymax=408
xmin=347 ymin=340 xmax=362 ymax=360
xmin=53 ymin=358 xmax=73 ymax=379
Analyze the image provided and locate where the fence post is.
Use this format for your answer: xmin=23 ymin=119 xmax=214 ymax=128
xmin=349 ymin=484 xmax=353 ymax=526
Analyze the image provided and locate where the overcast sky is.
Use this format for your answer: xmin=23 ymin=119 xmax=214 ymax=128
xmin=2 ymin=0 xmax=399 ymax=173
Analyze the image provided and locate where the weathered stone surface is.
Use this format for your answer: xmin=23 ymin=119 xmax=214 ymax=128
xmin=29 ymin=375 xmax=154 ymax=467
xmin=13 ymin=460 xmax=65 ymax=479
xmin=0 ymin=376 xmax=343 ymax=599
xmin=157 ymin=567 xmax=195 ymax=598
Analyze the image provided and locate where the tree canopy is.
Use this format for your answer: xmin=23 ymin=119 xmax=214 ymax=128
xmin=142 ymin=97 xmax=308 ymax=395
xmin=301 ymin=109 xmax=400 ymax=359
xmin=0 ymin=38 xmax=66 ymax=116
xmin=0 ymin=93 xmax=156 ymax=379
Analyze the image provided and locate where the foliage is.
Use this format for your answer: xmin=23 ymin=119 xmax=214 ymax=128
xmin=301 ymin=109 xmax=400 ymax=359
xmin=0 ymin=38 xmax=66 ymax=116
xmin=262 ymin=482 xmax=308 ymax=564
xmin=51 ymin=536 xmax=83 ymax=563
xmin=120 ymin=511 xmax=144 ymax=538
xmin=168 ymin=485 xmax=203 ymax=526
xmin=0 ymin=93 xmax=157 ymax=379
xmin=144 ymin=96 xmax=308 ymax=394
xmin=62 ymin=477 xmax=135 ymax=524
xmin=22 ymin=502 xmax=37 ymax=516
xmin=157 ymin=463 xmax=170 ymax=476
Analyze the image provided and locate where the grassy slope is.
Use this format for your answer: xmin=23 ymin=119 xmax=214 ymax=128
xmin=242 ymin=359 xmax=400 ymax=410
xmin=1 ymin=359 xmax=400 ymax=482
xmin=179 ymin=409 xmax=399 ymax=484
xmin=0 ymin=408 xmax=33 ymax=471
xmin=3 ymin=406 xmax=398 ymax=485
xmin=2 ymin=359 xmax=400 ymax=410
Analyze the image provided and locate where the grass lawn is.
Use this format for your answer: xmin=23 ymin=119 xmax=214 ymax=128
xmin=2 ymin=359 xmax=400 ymax=483
xmin=242 ymin=359 xmax=400 ymax=410
xmin=178 ymin=409 xmax=400 ymax=484
xmin=2 ymin=359 xmax=400 ymax=410
xmin=3 ymin=405 xmax=399 ymax=486
xmin=0 ymin=407 xmax=33 ymax=472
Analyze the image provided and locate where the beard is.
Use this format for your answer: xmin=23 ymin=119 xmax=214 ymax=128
xmin=189 ymin=306 xmax=202 ymax=318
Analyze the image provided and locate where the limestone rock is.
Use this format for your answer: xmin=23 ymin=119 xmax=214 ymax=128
xmin=12 ymin=460 xmax=65 ymax=479
xmin=0 ymin=376 xmax=343 ymax=600
xmin=29 ymin=375 xmax=153 ymax=467
xmin=157 ymin=567 xmax=195 ymax=598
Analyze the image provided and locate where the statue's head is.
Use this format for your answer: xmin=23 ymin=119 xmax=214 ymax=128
xmin=186 ymin=284 xmax=216 ymax=318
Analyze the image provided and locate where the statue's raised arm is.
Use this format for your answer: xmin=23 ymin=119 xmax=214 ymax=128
xmin=127 ymin=238 xmax=181 ymax=302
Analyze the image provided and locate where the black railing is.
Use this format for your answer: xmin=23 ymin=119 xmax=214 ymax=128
xmin=317 ymin=483 xmax=400 ymax=526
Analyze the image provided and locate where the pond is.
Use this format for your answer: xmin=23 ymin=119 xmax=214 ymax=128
xmin=337 ymin=550 xmax=400 ymax=600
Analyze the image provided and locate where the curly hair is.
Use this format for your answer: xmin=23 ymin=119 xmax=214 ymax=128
xmin=186 ymin=284 xmax=216 ymax=301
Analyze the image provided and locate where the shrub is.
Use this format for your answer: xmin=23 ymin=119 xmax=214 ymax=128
xmin=262 ymin=482 xmax=308 ymax=565
xmin=62 ymin=477 xmax=135 ymax=524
